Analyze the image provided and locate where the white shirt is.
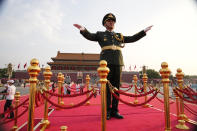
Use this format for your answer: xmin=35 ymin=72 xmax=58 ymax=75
xmin=6 ymin=85 xmax=16 ymax=100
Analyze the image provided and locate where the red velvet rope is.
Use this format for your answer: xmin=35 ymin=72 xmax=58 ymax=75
xmin=115 ymin=88 xmax=155 ymax=97
xmin=179 ymin=87 xmax=197 ymax=96
xmin=186 ymin=85 xmax=196 ymax=93
xmin=67 ymin=85 xmax=87 ymax=93
xmin=35 ymin=91 xmax=39 ymax=107
xmin=35 ymin=91 xmax=45 ymax=107
xmin=148 ymin=86 xmax=174 ymax=99
xmin=0 ymin=107 xmax=28 ymax=125
xmin=182 ymin=87 xmax=191 ymax=94
xmin=111 ymin=90 xmax=158 ymax=106
xmin=183 ymin=103 xmax=197 ymax=116
xmin=148 ymin=86 xmax=165 ymax=97
xmin=43 ymin=88 xmax=93 ymax=98
xmin=135 ymin=85 xmax=144 ymax=94
xmin=39 ymin=91 xmax=44 ymax=103
xmin=175 ymin=88 xmax=197 ymax=101
xmin=118 ymin=86 xmax=133 ymax=92
xmin=41 ymin=92 xmax=95 ymax=109
xmin=184 ymin=103 xmax=197 ymax=116
xmin=91 ymin=86 xmax=100 ymax=91
xmin=155 ymin=97 xmax=175 ymax=104
xmin=120 ymin=84 xmax=132 ymax=88
xmin=0 ymin=98 xmax=29 ymax=116
xmin=173 ymin=89 xmax=197 ymax=104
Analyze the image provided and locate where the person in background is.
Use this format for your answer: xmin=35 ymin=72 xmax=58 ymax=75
xmin=52 ymin=81 xmax=56 ymax=93
xmin=65 ymin=76 xmax=71 ymax=94
xmin=3 ymin=80 xmax=16 ymax=119
xmin=24 ymin=80 xmax=26 ymax=88
xmin=76 ymin=80 xmax=81 ymax=93
xmin=63 ymin=82 xmax=67 ymax=95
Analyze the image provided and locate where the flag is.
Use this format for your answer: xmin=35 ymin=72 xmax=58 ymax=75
xmin=17 ymin=64 xmax=20 ymax=69
xmin=24 ymin=63 xmax=27 ymax=68
xmin=129 ymin=65 xmax=131 ymax=71
xmin=134 ymin=65 xmax=136 ymax=70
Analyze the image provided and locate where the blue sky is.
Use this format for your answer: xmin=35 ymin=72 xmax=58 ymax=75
xmin=0 ymin=0 xmax=197 ymax=75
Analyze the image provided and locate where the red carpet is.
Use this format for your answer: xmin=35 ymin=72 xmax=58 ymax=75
xmin=44 ymin=95 xmax=196 ymax=131
xmin=18 ymin=118 xmax=42 ymax=131
xmin=1 ymin=92 xmax=197 ymax=131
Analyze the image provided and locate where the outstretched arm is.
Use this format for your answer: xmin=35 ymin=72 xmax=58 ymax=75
xmin=144 ymin=25 xmax=153 ymax=33
xmin=123 ymin=25 xmax=153 ymax=43
xmin=73 ymin=24 xmax=98 ymax=41
xmin=73 ymin=24 xmax=85 ymax=31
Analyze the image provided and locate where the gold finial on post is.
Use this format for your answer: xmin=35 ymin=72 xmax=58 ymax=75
xmin=159 ymin=62 xmax=171 ymax=131
xmin=133 ymin=75 xmax=138 ymax=104
xmin=40 ymin=66 xmax=52 ymax=131
xmin=175 ymin=68 xmax=189 ymax=130
xmin=86 ymin=74 xmax=91 ymax=105
xmin=12 ymin=92 xmax=20 ymax=131
xmin=27 ymin=58 xmax=40 ymax=131
xmin=97 ymin=60 xmax=109 ymax=131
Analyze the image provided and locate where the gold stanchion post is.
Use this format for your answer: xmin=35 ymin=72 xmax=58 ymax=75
xmin=27 ymin=58 xmax=40 ymax=131
xmin=86 ymin=74 xmax=90 ymax=105
xmin=60 ymin=74 xmax=64 ymax=105
xmin=160 ymin=62 xmax=171 ymax=131
xmin=133 ymin=75 xmax=138 ymax=104
xmin=57 ymin=72 xmax=62 ymax=110
xmin=175 ymin=68 xmax=189 ymax=130
xmin=12 ymin=92 xmax=20 ymax=131
xmin=142 ymin=73 xmax=150 ymax=108
xmin=174 ymin=91 xmax=180 ymax=120
xmin=97 ymin=60 xmax=109 ymax=131
xmin=40 ymin=66 xmax=52 ymax=131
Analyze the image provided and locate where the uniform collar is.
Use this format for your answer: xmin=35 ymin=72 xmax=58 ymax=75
xmin=105 ymin=30 xmax=114 ymax=33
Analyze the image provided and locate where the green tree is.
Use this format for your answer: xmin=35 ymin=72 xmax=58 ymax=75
xmin=139 ymin=69 xmax=161 ymax=79
xmin=0 ymin=68 xmax=8 ymax=78
xmin=0 ymin=68 xmax=16 ymax=79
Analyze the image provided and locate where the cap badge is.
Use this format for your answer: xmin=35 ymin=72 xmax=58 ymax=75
xmin=108 ymin=14 xmax=113 ymax=18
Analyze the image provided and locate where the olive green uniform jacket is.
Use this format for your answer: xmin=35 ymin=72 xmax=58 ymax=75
xmin=80 ymin=29 xmax=146 ymax=66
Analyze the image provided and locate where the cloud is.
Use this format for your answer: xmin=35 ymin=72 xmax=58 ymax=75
xmin=71 ymin=0 xmax=79 ymax=5
xmin=0 ymin=0 xmax=65 ymax=45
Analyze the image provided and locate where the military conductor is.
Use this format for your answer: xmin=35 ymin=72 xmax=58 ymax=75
xmin=74 ymin=13 xmax=153 ymax=120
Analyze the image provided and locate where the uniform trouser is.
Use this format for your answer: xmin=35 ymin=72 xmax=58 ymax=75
xmin=106 ymin=65 xmax=122 ymax=114
xmin=4 ymin=100 xmax=14 ymax=118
